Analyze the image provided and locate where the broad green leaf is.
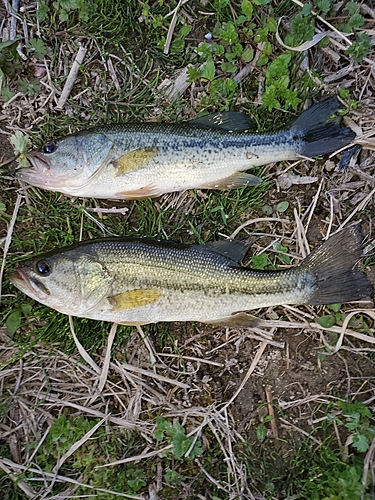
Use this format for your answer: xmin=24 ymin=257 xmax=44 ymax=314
xmin=241 ymin=0 xmax=253 ymax=19
xmin=352 ymin=433 xmax=370 ymax=452
xmin=328 ymin=303 xmax=341 ymax=313
xmin=316 ymin=315 xmax=336 ymax=328
xmin=10 ymin=131 xmax=32 ymax=158
xmin=256 ymin=424 xmax=267 ymax=442
xmin=242 ymin=46 xmax=254 ymax=62
xmin=6 ymin=310 xmax=22 ymax=336
xmin=252 ymin=253 xmax=270 ymax=270
xmin=202 ymin=60 xmax=215 ymax=81
xmin=276 ymin=201 xmax=289 ymax=212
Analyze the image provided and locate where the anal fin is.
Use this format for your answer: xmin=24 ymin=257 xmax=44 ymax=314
xmin=115 ymin=184 xmax=161 ymax=199
xmin=205 ymin=312 xmax=259 ymax=328
xmin=202 ymin=172 xmax=262 ymax=190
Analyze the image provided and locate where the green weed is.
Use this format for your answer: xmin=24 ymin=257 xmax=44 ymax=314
xmin=155 ymin=417 xmax=203 ymax=460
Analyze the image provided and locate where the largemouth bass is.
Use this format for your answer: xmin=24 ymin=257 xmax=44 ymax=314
xmin=10 ymin=226 xmax=372 ymax=327
xmin=16 ymin=97 xmax=355 ymax=199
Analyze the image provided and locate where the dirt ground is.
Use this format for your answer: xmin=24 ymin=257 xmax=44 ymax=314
xmin=1 ymin=1 xmax=375 ymax=497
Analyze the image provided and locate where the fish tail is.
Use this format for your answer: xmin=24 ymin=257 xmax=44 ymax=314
xmin=300 ymin=225 xmax=373 ymax=305
xmin=292 ymin=96 xmax=356 ymax=157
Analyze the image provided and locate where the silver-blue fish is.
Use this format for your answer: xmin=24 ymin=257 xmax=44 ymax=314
xmin=17 ymin=97 xmax=355 ymax=199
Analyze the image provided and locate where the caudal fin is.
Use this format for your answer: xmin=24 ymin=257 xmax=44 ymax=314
xmin=291 ymin=96 xmax=356 ymax=158
xmin=300 ymin=225 xmax=373 ymax=305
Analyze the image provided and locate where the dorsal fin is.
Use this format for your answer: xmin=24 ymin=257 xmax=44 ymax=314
xmin=195 ymin=238 xmax=255 ymax=265
xmin=189 ymin=111 xmax=254 ymax=132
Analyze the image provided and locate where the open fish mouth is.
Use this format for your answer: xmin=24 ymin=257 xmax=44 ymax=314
xmin=26 ymin=151 xmax=52 ymax=172
xmin=9 ymin=268 xmax=50 ymax=302
xmin=16 ymin=152 xmax=62 ymax=188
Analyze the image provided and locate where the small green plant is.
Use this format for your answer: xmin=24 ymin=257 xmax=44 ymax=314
xmin=154 ymin=416 xmax=203 ymax=460
xmin=256 ymin=414 xmax=274 ymax=442
xmin=26 ymin=39 xmax=47 ymax=60
xmin=4 ymin=304 xmax=32 ymax=338
xmin=37 ymin=0 xmax=99 ymax=22
xmin=346 ymin=34 xmax=371 ymax=63
xmin=301 ymin=446 xmax=369 ymax=500
xmin=19 ymin=77 xmax=41 ymax=96
xmin=1 ymin=38 xmax=47 ymax=102
xmin=27 ymin=415 xmax=148 ymax=496
xmin=262 ymin=53 xmax=302 ymax=111
xmin=251 ymin=252 xmax=273 ymax=270
xmin=335 ymin=400 xmax=375 ymax=453
xmin=10 ymin=131 xmax=32 ymax=168
xmin=316 ymin=304 xmax=371 ymax=333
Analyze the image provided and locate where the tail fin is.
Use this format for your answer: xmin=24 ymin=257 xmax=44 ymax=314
xmin=291 ymin=96 xmax=356 ymax=158
xmin=300 ymin=225 xmax=373 ymax=305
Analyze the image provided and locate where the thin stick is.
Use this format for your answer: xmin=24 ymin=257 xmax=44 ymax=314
xmin=230 ymin=217 xmax=289 ymax=239
xmin=279 ymin=417 xmax=322 ymax=445
xmin=362 ymin=437 xmax=375 ymax=489
xmin=265 ymin=386 xmax=278 ymax=438
xmin=10 ymin=0 xmax=19 ymax=40
xmin=0 ymin=457 xmax=143 ymax=499
xmin=304 ymin=178 xmax=323 ymax=237
xmin=0 ymin=192 xmax=22 ymax=305
xmin=69 ymin=316 xmax=100 ymax=373
xmin=157 ymin=352 xmax=224 ymax=367
xmin=136 ymin=325 xmax=157 ymax=366
xmin=56 ymin=44 xmax=88 ymax=109
xmin=337 ymin=186 xmax=375 ymax=231
xmin=164 ymin=0 xmax=185 ymax=54
xmin=114 ymin=360 xmax=191 ymax=389
xmin=53 ymin=417 xmax=107 ymax=473
xmin=0 ymin=458 xmax=36 ymax=498
xmin=98 ymin=323 xmax=118 ymax=393
xmin=219 ymin=341 xmax=268 ymax=412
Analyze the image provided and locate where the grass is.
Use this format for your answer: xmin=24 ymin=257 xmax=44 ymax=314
xmin=1 ymin=0 xmax=375 ymax=499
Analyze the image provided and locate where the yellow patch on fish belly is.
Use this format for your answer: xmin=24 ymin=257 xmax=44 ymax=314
xmin=108 ymin=288 xmax=162 ymax=311
xmin=114 ymin=146 xmax=159 ymax=176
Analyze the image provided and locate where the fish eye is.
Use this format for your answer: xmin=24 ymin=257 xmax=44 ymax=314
xmin=43 ymin=141 xmax=58 ymax=154
xmin=35 ymin=259 xmax=52 ymax=276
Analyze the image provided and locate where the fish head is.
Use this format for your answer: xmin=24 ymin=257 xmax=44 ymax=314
xmin=16 ymin=131 xmax=113 ymax=191
xmin=10 ymin=246 xmax=114 ymax=317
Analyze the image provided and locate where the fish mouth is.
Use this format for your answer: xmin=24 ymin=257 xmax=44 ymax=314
xmin=26 ymin=151 xmax=52 ymax=173
xmin=16 ymin=152 xmax=58 ymax=187
xmin=10 ymin=268 xmax=50 ymax=302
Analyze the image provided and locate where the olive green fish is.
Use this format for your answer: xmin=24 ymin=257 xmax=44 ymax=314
xmin=10 ymin=225 xmax=372 ymax=327
xmin=16 ymin=97 xmax=355 ymax=199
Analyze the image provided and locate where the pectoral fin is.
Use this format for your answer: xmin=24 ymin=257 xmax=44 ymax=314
xmin=114 ymin=146 xmax=159 ymax=176
xmin=206 ymin=312 xmax=259 ymax=327
xmin=108 ymin=289 xmax=162 ymax=311
xmin=202 ymin=172 xmax=262 ymax=190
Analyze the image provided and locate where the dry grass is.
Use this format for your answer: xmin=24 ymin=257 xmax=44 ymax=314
xmin=1 ymin=0 xmax=375 ymax=498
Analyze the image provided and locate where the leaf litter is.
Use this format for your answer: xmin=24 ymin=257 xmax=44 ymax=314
xmin=0 ymin=0 xmax=375 ymax=498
